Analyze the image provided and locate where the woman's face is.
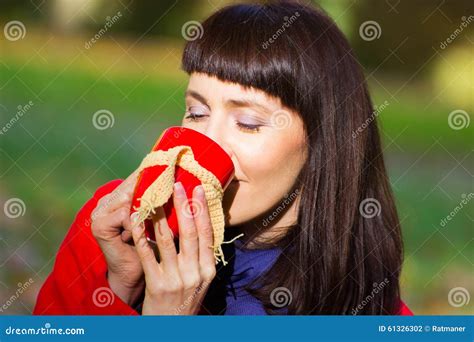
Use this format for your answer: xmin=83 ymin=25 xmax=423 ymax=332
xmin=181 ymin=72 xmax=307 ymax=227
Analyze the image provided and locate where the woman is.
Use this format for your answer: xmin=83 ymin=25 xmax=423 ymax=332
xmin=34 ymin=1 xmax=412 ymax=315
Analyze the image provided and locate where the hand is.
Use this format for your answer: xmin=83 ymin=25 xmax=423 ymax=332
xmin=132 ymin=182 xmax=217 ymax=315
xmin=90 ymin=170 xmax=144 ymax=306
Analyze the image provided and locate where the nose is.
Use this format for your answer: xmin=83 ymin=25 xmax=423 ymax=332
xmin=204 ymin=122 xmax=233 ymax=159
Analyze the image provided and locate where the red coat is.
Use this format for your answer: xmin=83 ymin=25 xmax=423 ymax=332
xmin=33 ymin=179 xmax=413 ymax=316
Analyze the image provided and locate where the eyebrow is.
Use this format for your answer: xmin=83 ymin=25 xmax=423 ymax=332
xmin=185 ymin=89 xmax=272 ymax=114
xmin=185 ymin=90 xmax=210 ymax=108
xmin=226 ymin=99 xmax=272 ymax=115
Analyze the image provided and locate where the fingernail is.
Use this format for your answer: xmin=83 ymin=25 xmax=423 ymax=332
xmin=174 ymin=182 xmax=185 ymax=197
xmin=195 ymin=185 xmax=204 ymax=197
xmin=130 ymin=212 xmax=139 ymax=225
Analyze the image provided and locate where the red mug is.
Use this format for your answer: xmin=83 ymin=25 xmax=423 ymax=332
xmin=130 ymin=126 xmax=235 ymax=242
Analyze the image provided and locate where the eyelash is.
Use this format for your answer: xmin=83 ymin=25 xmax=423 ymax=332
xmin=184 ymin=112 xmax=262 ymax=133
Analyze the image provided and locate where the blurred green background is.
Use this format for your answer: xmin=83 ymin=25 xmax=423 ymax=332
xmin=0 ymin=0 xmax=472 ymax=315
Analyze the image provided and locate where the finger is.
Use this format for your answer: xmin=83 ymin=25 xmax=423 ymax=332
xmin=121 ymin=168 xmax=141 ymax=189
xmin=121 ymin=229 xmax=132 ymax=242
xmin=91 ymin=206 xmax=130 ymax=241
xmin=154 ymin=206 xmax=179 ymax=275
xmin=131 ymin=221 xmax=160 ymax=277
xmin=121 ymin=212 xmax=137 ymax=243
xmin=174 ymin=182 xmax=199 ymax=264
xmin=193 ymin=185 xmax=216 ymax=278
xmin=104 ymin=169 xmax=140 ymax=213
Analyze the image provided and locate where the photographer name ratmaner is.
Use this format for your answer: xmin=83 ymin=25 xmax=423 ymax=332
xmin=431 ymin=325 xmax=466 ymax=332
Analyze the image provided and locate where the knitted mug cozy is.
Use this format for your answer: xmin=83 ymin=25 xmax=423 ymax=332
xmin=131 ymin=145 xmax=242 ymax=265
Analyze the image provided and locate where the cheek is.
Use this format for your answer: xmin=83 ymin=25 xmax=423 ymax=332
xmin=226 ymin=132 xmax=306 ymax=223
xmin=247 ymin=143 xmax=303 ymax=193
xmin=236 ymin=132 xmax=305 ymax=186
xmin=236 ymin=141 xmax=270 ymax=179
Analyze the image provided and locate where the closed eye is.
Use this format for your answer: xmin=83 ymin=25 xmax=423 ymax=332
xmin=184 ymin=105 xmax=263 ymax=133
xmin=184 ymin=105 xmax=209 ymax=122
xmin=184 ymin=112 xmax=208 ymax=122
xmin=236 ymin=121 xmax=262 ymax=133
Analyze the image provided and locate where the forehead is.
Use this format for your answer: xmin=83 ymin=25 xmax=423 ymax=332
xmin=186 ymin=72 xmax=282 ymax=107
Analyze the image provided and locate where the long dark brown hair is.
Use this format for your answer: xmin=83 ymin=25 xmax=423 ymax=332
xmin=182 ymin=1 xmax=403 ymax=315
